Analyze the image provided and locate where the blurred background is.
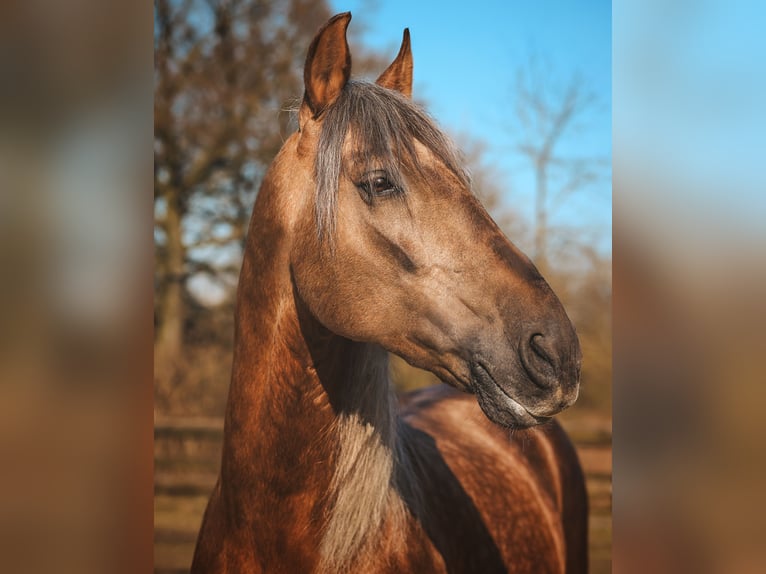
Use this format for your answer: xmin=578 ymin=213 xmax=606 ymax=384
xmin=152 ymin=0 xmax=611 ymax=572
xmin=613 ymin=2 xmax=766 ymax=573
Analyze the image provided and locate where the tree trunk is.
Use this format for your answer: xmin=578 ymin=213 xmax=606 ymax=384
xmin=155 ymin=188 xmax=185 ymax=409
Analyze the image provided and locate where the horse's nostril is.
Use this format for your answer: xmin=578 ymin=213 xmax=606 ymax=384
xmin=529 ymin=333 xmax=554 ymax=366
xmin=520 ymin=332 xmax=559 ymax=389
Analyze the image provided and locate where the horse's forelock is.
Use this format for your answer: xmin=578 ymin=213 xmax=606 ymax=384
xmin=314 ymin=81 xmax=469 ymax=239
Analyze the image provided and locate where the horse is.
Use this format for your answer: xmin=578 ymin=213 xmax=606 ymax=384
xmin=191 ymin=12 xmax=588 ymax=574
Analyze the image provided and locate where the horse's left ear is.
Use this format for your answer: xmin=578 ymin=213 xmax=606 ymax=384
xmin=303 ymin=12 xmax=352 ymax=118
xmin=376 ymin=29 xmax=413 ymax=98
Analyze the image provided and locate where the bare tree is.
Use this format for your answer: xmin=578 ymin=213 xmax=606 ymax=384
xmin=154 ymin=0 xmax=336 ymax=406
xmin=512 ymin=56 xmax=605 ymax=273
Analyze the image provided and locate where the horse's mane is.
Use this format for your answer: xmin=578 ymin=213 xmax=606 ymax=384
xmin=314 ymin=81 xmax=470 ymax=238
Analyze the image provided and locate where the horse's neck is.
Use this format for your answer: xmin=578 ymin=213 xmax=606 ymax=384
xmin=222 ymin=216 xmax=398 ymax=566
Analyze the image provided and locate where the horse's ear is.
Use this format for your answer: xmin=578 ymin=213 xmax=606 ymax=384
xmin=303 ymin=12 xmax=352 ymax=118
xmin=376 ymin=28 xmax=413 ymax=98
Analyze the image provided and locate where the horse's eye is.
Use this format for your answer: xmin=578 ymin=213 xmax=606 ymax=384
xmin=358 ymin=171 xmax=399 ymax=199
xmin=371 ymin=176 xmax=393 ymax=194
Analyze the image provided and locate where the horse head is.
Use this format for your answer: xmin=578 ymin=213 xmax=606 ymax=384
xmin=282 ymin=13 xmax=581 ymax=428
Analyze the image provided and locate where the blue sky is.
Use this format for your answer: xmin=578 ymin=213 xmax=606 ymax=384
xmin=331 ymin=0 xmax=612 ymax=256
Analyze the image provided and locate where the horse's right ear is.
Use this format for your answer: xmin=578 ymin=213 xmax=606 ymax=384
xmin=302 ymin=12 xmax=352 ymax=119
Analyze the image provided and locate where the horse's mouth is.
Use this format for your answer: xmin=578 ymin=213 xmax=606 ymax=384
xmin=469 ymin=361 xmax=551 ymax=428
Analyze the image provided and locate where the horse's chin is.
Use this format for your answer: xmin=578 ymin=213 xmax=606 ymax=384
xmin=469 ymin=362 xmax=552 ymax=429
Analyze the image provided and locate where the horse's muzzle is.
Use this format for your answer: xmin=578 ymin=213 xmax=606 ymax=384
xmin=468 ymin=323 xmax=581 ymax=428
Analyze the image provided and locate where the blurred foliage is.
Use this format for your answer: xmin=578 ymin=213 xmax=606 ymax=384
xmin=154 ymin=0 xmax=335 ymax=408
